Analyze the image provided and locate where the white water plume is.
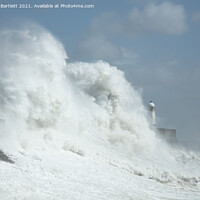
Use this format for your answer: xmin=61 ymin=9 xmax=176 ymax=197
xmin=0 ymin=24 xmax=199 ymax=187
xmin=0 ymin=24 xmax=156 ymax=154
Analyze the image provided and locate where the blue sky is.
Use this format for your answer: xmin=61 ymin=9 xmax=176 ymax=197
xmin=1 ymin=0 xmax=200 ymax=149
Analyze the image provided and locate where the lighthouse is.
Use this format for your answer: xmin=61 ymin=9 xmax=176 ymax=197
xmin=149 ymin=101 xmax=156 ymax=126
xmin=148 ymin=100 xmax=177 ymax=143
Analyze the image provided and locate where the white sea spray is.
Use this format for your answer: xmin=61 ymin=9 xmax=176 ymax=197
xmin=0 ymin=24 xmax=199 ymax=190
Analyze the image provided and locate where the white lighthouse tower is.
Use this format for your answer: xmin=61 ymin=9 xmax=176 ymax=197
xmin=148 ymin=100 xmax=177 ymax=143
xmin=149 ymin=101 xmax=156 ymax=126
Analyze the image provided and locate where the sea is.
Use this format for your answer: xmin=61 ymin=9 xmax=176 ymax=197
xmin=0 ymin=24 xmax=199 ymax=200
